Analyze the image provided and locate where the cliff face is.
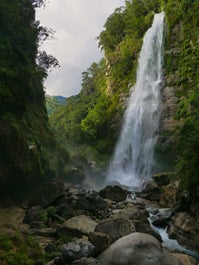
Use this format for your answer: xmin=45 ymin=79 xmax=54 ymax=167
xmin=0 ymin=1 xmax=67 ymax=198
xmin=159 ymin=0 xmax=199 ymax=201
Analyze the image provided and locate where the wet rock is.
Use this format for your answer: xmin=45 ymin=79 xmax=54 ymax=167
xmin=71 ymin=257 xmax=102 ymax=265
xmin=158 ymin=183 xmax=178 ymax=208
xmin=28 ymin=178 xmax=65 ymax=207
xmin=137 ymin=180 xmax=162 ymax=202
xmin=148 ymin=207 xmax=174 ymax=228
xmin=142 ymin=179 xmax=160 ymax=194
xmin=99 ymin=185 xmax=129 ymax=202
xmin=75 ymin=193 xmax=109 ymax=219
xmin=98 ymin=232 xmax=180 ymax=265
xmin=95 ymin=215 xmax=134 ymax=243
xmin=152 ymin=172 xmax=170 ymax=186
xmin=120 ymin=203 xmax=141 ymax=220
xmin=59 ymin=238 xmax=95 ymax=263
xmin=168 ymin=212 xmax=199 ymax=252
xmin=133 ymin=220 xmax=162 ymax=242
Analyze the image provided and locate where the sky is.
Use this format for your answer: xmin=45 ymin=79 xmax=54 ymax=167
xmin=36 ymin=0 xmax=124 ymax=97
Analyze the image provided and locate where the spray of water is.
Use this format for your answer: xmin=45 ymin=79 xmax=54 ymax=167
xmin=107 ymin=12 xmax=165 ymax=188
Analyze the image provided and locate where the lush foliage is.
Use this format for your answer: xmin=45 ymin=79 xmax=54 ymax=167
xmin=0 ymin=0 xmax=67 ymax=196
xmin=45 ymin=95 xmax=66 ymax=114
xmin=49 ymin=0 xmax=162 ymax=159
xmin=48 ymin=0 xmax=199 ymax=202
xmin=0 ymin=231 xmax=43 ymax=265
xmin=162 ymin=0 xmax=199 ymax=200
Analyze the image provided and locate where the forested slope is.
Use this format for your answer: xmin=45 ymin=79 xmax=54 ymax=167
xmin=50 ymin=0 xmax=199 ymax=204
xmin=0 ymin=0 xmax=68 ymax=199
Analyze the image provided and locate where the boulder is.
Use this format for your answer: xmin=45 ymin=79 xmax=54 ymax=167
xmin=95 ymin=216 xmax=134 ymax=243
xmin=98 ymin=232 xmax=180 ymax=265
xmin=152 ymin=172 xmax=170 ymax=186
xmin=59 ymin=238 xmax=95 ymax=263
xmin=28 ymin=178 xmax=65 ymax=207
xmin=148 ymin=207 xmax=174 ymax=228
xmin=89 ymin=232 xmax=110 ymax=255
xmin=64 ymin=215 xmax=97 ymax=234
xmin=172 ymin=253 xmax=197 ymax=265
xmin=133 ymin=220 xmax=162 ymax=242
xmin=158 ymin=184 xmax=178 ymax=208
xmin=23 ymin=206 xmax=47 ymax=226
xmin=121 ymin=203 xmax=141 ymax=220
xmin=99 ymin=185 xmax=129 ymax=202
xmin=142 ymin=179 xmax=160 ymax=194
xmin=168 ymin=212 xmax=199 ymax=251
xmin=75 ymin=193 xmax=109 ymax=219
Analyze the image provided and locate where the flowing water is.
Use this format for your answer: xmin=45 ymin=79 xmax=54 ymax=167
xmin=107 ymin=12 xmax=165 ymax=188
xmin=148 ymin=212 xmax=199 ymax=262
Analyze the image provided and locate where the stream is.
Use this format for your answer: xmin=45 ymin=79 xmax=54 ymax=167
xmin=147 ymin=207 xmax=199 ymax=263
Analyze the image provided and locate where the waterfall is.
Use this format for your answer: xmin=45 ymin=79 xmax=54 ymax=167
xmin=107 ymin=12 xmax=165 ymax=189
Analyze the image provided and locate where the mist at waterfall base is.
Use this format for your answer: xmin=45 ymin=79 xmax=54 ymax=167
xmin=105 ymin=12 xmax=165 ymax=190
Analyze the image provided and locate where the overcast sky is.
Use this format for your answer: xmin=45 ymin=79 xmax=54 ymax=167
xmin=36 ymin=0 xmax=124 ymax=97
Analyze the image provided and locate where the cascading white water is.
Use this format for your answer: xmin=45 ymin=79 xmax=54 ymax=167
xmin=107 ymin=12 xmax=165 ymax=188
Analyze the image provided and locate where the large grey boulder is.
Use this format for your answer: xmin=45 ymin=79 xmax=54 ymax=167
xmin=98 ymin=232 xmax=180 ymax=265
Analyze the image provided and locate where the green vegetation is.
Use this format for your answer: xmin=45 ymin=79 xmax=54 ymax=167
xmin=0 ymin=231 xmax=43 ymax=265
xmin=0 ymin=0 xmax=198 ymax=205
xmin=46 ymin=95 xmax=66 ymax=114
xmin=162 ymin=0 xmax=199 ymax=201
xmin=49 ymin=0 xmax=162 ymax=160
xmin=49 ymin=0 xmax=199 ymax=203
xmin=0 ymin=0 xmax=68 ymax=197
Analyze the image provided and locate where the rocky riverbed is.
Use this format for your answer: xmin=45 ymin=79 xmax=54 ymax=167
xmin=0 ymin=176 xmax=198 ymax=265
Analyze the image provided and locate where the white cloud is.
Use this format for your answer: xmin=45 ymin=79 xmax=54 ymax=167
xmin=36 ymin=0 xmax=124 ymax=97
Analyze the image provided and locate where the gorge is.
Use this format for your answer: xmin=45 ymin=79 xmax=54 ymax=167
xmin=0 ymin=0 xmax=199 ymax=264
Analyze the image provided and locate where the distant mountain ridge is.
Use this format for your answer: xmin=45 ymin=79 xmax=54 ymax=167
xmin=46 ymin=95 xmax=67 ymax=114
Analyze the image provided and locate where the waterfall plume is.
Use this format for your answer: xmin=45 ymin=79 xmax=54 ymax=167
xmin=107 ymin=12 xmax=165 ymax=189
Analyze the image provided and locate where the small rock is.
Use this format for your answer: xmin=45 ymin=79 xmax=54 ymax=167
xmin=71 ymin=257 xmax=102 ymax=265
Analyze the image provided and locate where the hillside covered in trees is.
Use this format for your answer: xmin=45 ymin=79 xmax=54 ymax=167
xmin=0 ymin=0 xmax=68 ymax=199
xmin=0 ymin=0 xmax=199 ymax=264
xmin=0 ymin=0 xmax=198 ymax=209
xmin=49 ymin=0 xmax=199 ymax=204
